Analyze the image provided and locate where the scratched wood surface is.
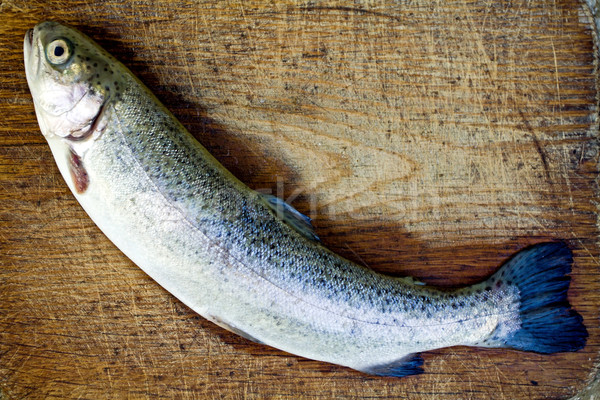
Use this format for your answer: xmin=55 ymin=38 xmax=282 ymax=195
xmin=1 ymin=0 xmax=599 ymax=399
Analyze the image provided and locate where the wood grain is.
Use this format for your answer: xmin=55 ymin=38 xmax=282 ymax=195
xmin=1 ymin=0 xmax=598 ymax=399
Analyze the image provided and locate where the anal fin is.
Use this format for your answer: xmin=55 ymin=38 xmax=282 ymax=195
xmin=259 ymin=193 xmax=320 ymax=242
xmin=206 ymin=314 xmax=265 ymax=345
xmin=361 ymin=353 xmax=424 ymax=377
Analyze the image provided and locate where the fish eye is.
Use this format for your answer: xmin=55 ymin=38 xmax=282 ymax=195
xmin=46 ymin=38 xmax=72 ymax=65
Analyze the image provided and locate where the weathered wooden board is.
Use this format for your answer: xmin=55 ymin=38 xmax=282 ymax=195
xmin=1 ymin=0 xmax=598 ymax=399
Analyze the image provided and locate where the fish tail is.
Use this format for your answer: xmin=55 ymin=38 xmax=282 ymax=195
xmin=486 ymin=242 xmax=587 ymax=353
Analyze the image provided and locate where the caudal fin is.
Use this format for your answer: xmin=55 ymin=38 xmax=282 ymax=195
xmin=492 ymin=242 xmax=587 ymax=353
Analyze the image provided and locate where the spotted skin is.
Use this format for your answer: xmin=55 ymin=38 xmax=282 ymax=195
xmin=24 ymin=21 xmax=586 ymax=377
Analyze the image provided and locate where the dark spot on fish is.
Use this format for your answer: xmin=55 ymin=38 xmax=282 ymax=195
xmin=68 ymin=148 xmax=89 ymax=194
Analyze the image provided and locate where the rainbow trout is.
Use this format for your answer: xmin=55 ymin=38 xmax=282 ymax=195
xmin=24 ymin=21 xmax=587 ymax=377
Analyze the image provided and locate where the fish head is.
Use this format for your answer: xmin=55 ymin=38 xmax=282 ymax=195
xmin=24 ymin=21 xmax=112 ymax=140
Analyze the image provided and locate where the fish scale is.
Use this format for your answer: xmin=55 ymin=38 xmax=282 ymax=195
xmin=24 ymin=21 xmax=587 ymax=377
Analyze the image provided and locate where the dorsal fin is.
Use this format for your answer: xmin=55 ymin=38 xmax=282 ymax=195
xmin=259 ymin=193 xmax=320 ymax=242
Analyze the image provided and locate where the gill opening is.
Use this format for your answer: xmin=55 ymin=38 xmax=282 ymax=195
xmin=65 ymin=96 xmax=109 ymax=143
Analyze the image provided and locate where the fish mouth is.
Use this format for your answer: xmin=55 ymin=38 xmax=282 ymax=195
xmin=23 ymin=28 xmax=35 ymax=68
xmin=24 ymin=29 xmax=34 ymax=57
xmin=23 ymin=29 xmax=33 ymax=86
xmin=24 ymin=30 xmax=31 ymax=54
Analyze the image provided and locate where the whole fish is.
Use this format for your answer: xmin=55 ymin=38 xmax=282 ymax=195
xmin=24 ymin=21 xmax=587 ymax=377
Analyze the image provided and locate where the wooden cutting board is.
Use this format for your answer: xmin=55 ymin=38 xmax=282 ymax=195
xmin=1 ymin=0 xmax=598 ymax=398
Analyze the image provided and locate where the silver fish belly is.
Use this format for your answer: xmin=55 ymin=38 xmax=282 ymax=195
xmin=24 ymin=21 xmax=587 ymax=377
